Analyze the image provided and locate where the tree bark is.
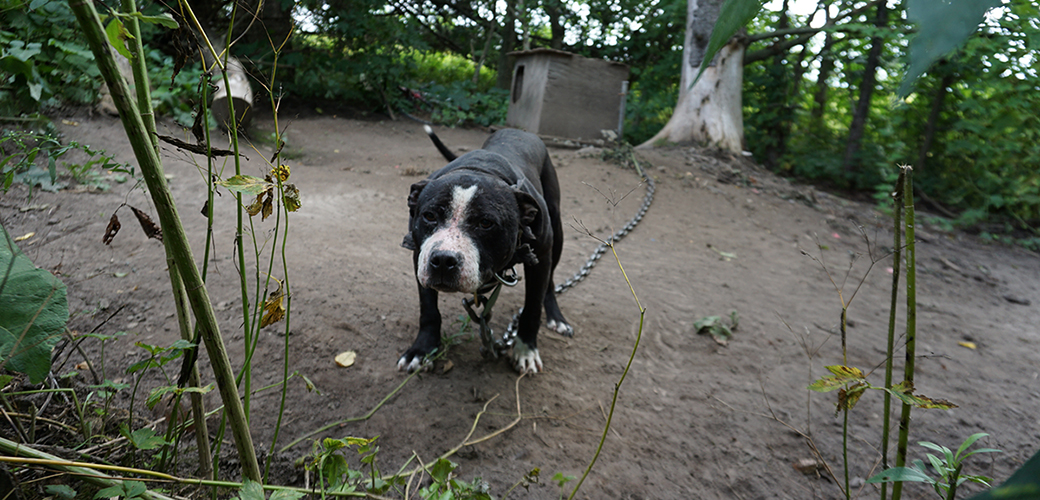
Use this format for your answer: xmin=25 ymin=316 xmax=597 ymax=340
xmin=638 ymin=0 xmax=745 ymax=152
xmin=496 ymin=0 xmax=518 ymax=89
xmin=916 ymin=70 xmax=954 ymax=172
xmin=842 ymin=0 xmax=888 ymax=175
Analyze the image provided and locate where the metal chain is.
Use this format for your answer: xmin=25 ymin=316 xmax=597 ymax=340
xmin=494 ymin=159 xmax=656 ymax=352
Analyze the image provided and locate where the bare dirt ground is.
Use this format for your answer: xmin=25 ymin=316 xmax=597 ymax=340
xmin=3 ymin=108 xmax=1039 ymax=499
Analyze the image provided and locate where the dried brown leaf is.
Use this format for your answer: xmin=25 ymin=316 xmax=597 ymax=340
xmin=102 ymin=213 xmax=121 ymax=245
xmin=130 ymin=206 xmax=163 ymax=241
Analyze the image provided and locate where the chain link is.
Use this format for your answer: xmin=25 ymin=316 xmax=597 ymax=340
xmin=496 ymin=162 xmax=656 ymax=352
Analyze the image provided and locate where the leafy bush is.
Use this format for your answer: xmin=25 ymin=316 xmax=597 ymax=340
xmin=0 ymin=1 xmax=102 ymax=115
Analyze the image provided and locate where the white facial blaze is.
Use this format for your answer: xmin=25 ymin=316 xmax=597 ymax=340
xmin=416 ymin=185 xmax=483 ymax=292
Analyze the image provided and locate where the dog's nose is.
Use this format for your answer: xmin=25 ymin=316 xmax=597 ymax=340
xmin=429 ymin=251 xmax=460 ymax=272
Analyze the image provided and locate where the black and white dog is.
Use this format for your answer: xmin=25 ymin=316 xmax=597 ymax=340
xmin=399 ymin=126 xmax=573 ymax=374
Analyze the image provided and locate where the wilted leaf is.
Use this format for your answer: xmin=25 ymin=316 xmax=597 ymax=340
xmin=887 ymin=381 xmax=958 ymax=409
xmin=694 ymin=313 xmax=736 ymax=346
xmin=261 ymin=192 xmax=274 ymax=221
xmin=217 ymin=175 xmax=272 ymax=196
xmin=808 ymin=365 xmax=866 ymax=393
xmin=157 ymin=134 xmax=238 ymax=158
xmin=260 ymin=280 xmax=285 ymax=328
xmin=102 ymin=213 xmax=120 ymax=244
xmin=129 ymin=206 xmax=162 ymax=241
xmin=836 ymin=382 xmax=868 ymax=415
xmin=273 ymin=164 xmax=290 ymax=182
xmin=283 ymin=184 xmax=301 ymax=212
xmin=245 ymin=193 xmax=266 ymax=217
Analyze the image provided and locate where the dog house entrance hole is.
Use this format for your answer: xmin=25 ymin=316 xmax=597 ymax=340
xmin=512 ymin=65 xmax=524 ymax=103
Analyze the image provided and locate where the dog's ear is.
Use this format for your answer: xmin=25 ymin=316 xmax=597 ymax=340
xmin=402 ymin=180 xmax=428 ymax=251
xmin=515 ymin=190 xmax=540 ymax=242
xmin=407 ymin=180 xmax=428 ymax=215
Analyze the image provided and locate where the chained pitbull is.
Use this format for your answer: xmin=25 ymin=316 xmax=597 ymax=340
xmin=399 ymin=126 xmax=573 ymax=374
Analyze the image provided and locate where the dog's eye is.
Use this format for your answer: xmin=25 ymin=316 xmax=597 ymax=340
xmin=422 ymin=211 xmax=437 ymax=223
xmin=478 ymin=218 xmax=495 ymax=230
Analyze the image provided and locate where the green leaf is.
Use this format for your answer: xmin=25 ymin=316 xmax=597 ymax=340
xmin=128 ymin=427 xmax=168 ymax=450
xmin=125 ymin=12 xmax=179 ymax=29
xmin=44 ymin=484 xmax=77 ymax=500
xmin=866 ymin=466 xmax=935 ymax=484
xmin=269 ymin=490 xmax=305 ymax=500
xmin=968 ymin=446 xmax=1040 ymax=500
xmin=0 ymin=227 xmax=68 ymax=384
xmin=218 ymin=175 xmax=273 ymax=196
xmin=692 ymin=0 xmax=762 ymax=88
xmin=105 ymin=17 xmax=133 ymax=60
xmin=428 ymin=458 xmax=457 ymax=484
xmin=238 ymin=479 xmax=266 ymax=500
xmin=954 ymin=432 xmax=989 ymax=460
xmin=899 ymin=0 xmax=1002 ymax=97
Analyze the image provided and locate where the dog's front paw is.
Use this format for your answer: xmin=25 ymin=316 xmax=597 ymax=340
xmin=511 ymin=340 xmax=543 ymax=374
xmin=397 ymin=349 xmax=435 ymax=373
xmin=547 ymin=319 xmax=574 ymax=337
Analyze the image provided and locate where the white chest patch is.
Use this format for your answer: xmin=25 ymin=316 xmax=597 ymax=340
xmin=415 ymin=184 xmax=483 ymax=292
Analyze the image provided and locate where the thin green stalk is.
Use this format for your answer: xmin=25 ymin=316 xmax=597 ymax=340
xmin=568 ymin=242 xmax=645 ymax=500
xmin=66 ymin=0 xmax=260 ymax=482
xmin=840 ymin=306 xmax=850 ymax=500
xmin=123 ymin=0 xmax=214 ymax=480
xmin=880 ymin=168 xmax=905 ymax=500
xmin=892 ymin=166 xmax=916 ymax=500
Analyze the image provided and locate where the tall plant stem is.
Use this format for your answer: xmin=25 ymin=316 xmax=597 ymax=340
xmin=119 ymin=0 xmax=213 ymax=478
xmin=892 ymin=166 xmax=916 ymax=500
xmin=880 ymin=168 xmax=905 ymax=500
xmin=66 ymin=0 xmax=261 ymax=482
xmin=568 ymin=242 xmax=645 ymax=500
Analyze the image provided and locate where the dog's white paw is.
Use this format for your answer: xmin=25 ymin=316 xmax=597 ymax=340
xmin=511 ymin=340 xmax=543 ymax=374
xmin=397 ymin=355 xmax=432 ymax=373
xmin=546 ymin=319 xmax=574 ymax=337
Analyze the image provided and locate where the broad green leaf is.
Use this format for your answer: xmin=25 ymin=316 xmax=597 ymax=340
xmin=218 ymin=175 xmax=273 ymax=196
xmin=104 ymin=17 xmax=133 ymax=60
xmin=692 ymin=0 xmax=762 ymax=88
xmin=428 ymin=458 xmax=457 ymax=483
xmin=125 ymin=12 xmax=179 ymax=29
xmin=128 ymin=428 xmax=167 ymax=450
xmin=238 ymin=479 xmax=266 ymax=500
xmin=899 ymin=0 xmax=1002 ymax=97
xmin=866 ymin=466 xmax=935 ymax=484
xmin=0 ymin=226 xmax=68 ymax=384
xmin=44 ymin=484 xmax=77 ymax=500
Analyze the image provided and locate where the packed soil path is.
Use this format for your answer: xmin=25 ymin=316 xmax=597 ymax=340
xmin=3 ymin=110 xmax=1039 ymax=499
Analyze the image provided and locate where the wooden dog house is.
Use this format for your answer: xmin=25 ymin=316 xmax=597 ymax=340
xmin=506 ymin=49 xmax=629 ymax=140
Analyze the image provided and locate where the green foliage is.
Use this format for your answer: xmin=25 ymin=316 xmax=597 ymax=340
xmin=968 ymin=447 xmax=1040 ymax=500
xmin=418 ymin=458 xmax=493 ymax=500
xmin=418 ymin=81 xmax=509 ymax=127
xmin=146 ymin=48 xmax=205 ymax=128
xmin=0 ymin=0 xmax=102 ymax=115
xmin=867 ymin=433 xmax=1001 ymax=499
xmin=1 ymin=127 xmax=133 ymax=194
xmin=0 ymin=224 xmax=68 ymax=384
xmin=94 ymin=480 xmax=147 ymax=500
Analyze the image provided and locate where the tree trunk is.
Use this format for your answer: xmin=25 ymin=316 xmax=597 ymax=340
xmin=639 ymin=0 xmax=745 ymax=152
xmin=496 ymin=0 xmax=518 ymax=89
xmin=916 ymin=70 xmax=954 ymax=172
xmin=810 ymin=31 xmax=835 ymax=124
xmin=545 ymin=0 xmax=565 ymax=50
xmin=842 ymin=0 xmax=888 ymax=175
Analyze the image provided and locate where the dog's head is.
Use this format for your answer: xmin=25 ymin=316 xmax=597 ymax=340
xmin=403 ymin=172 xmax=539 ymax=293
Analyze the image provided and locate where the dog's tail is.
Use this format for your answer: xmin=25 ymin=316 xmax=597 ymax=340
xmin=424 ymin=125 xmax=457 ymax=162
